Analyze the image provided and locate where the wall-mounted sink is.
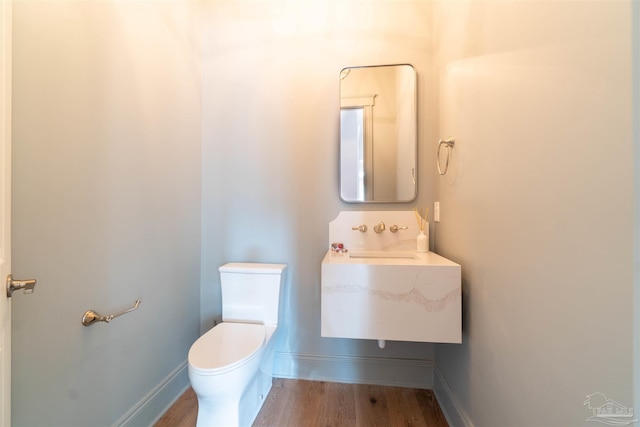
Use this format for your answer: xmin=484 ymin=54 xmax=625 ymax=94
xmin=321 ymin=211 xmax=462 ymax=345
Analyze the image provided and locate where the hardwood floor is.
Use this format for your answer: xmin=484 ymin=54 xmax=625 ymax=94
xmin=154 ymin=379 xmax=449 ymax=427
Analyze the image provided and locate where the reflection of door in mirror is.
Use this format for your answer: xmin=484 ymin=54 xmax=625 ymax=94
xmin=340 ymin=95 xmax=375 ymax=202
xmin=340 ymin=108 xmax=364 ymax=201
xmin=339 ymin=64 xmax=416 ymax=203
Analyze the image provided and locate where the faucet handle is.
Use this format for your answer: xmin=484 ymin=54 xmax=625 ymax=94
xmin=373 ymin=222 xmax=386 ymax=233
xmin=390 ymin=225 xmax=408 ymax=233
xmin=352 ymin=224 xmax=368 ymax=233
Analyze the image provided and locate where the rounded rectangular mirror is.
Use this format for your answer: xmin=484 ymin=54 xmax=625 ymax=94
xmin=340 ymin=64 xmax=417 ymax=203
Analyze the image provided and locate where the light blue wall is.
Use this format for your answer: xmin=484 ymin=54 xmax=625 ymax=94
xmin=12 ymin=1 xmax=441 ymax=425
xmin=12 ymin=3 xmax=201 ymax=426
xmin=432 ymin=1 xmax=636 ymax=426
xmin=199 ymin=1 xmax=439 ymax=380
xmin=12 ymin=1 xmax=637 ymax=426
xmin=634 ymin=0 xmax=640 ymax=419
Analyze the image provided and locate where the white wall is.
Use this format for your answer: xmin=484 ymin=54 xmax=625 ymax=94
xmin=199 ymin=1 xmax=438 ymax=382
xmin=634 ymin=0 xmax=640 ymax=419
xmin=12 ymin=2 xmax=201 ymax=426
xmin=12 ymin=1 xmax=439 ymax=425
xmin=432 ymin=1 xmax=635 ymax=426
xmin=15 ymin=2 xmax=631 ymax=425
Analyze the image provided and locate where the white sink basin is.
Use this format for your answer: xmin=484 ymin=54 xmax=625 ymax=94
xmin=349 ymin=250 xmax=416 ymax=259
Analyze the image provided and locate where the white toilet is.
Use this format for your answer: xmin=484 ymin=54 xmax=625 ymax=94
xmin=188 ymin=262 xmax=287 ymax=427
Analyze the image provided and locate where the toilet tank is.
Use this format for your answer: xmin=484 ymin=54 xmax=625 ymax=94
xmin=219 ymin=263 xmax=287 ymax=326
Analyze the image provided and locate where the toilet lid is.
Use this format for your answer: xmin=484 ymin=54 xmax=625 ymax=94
xmin=188 ymin=323 xmax=265 ymax=372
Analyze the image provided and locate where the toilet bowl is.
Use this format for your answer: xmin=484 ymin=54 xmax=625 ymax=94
xmin=187 ymin=263 xmax=286 ymax=427
xmin=188 ymin=323 xmax=276 ymax=427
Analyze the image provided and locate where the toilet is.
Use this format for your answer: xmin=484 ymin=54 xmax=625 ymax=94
xmin=188 ymin=262 xmax=287 ymax=427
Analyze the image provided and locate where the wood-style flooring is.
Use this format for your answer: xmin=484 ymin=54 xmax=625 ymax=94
xmin=154 ymin=379 xmax=449 ymax=427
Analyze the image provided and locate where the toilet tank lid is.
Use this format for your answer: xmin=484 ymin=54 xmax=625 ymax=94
xmin=219 ymin=263 xmax=287 ymax=274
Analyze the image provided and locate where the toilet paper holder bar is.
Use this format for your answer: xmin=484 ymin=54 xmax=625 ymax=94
xmin=82 ymin=299 xmax=141 ymax=326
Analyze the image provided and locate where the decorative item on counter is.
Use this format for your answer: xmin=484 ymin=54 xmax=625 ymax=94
xmin=414 ymin=207 xmax=429 ymax=253
xmin=331 ymin=242 xmax=348 ymax=253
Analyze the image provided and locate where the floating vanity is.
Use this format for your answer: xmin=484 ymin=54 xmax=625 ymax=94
xmin=321 ymin=211 xmax=461 ymax=345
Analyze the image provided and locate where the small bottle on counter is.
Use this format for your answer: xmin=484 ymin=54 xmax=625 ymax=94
xmin=417 ymin=229 xmax=428 ymax=253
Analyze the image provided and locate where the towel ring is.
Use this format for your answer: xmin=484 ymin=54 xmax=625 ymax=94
xmin=437 ymin=137 xmax=455 ymax=175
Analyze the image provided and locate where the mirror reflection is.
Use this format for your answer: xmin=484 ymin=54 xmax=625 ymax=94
xmin=340 ymin=64 xmax=417 ymax=203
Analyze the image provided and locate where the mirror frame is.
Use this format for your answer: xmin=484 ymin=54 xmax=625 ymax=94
xmin=338 ymin=64 xmax=418 ymax=203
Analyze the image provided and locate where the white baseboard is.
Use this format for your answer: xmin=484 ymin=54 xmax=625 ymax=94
xmin=114 ymin=360 xmax=190 ymax=427
xmin=433 ymin=367 xmax=474 ymax=427
xmin=273 ymin=351 xmax=434 ymax=389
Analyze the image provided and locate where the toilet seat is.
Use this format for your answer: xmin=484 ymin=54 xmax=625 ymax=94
xmin=188 ymin=322 xmax=266 ymax=375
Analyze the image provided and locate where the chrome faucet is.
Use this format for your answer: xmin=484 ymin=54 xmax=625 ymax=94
xmin=373 ymin=222 xmax=386 ymax=233
xmin=390 ymin=225 xmax=408 ymax=233
xmin=352 ymin=224 xmax=368 ymax=233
